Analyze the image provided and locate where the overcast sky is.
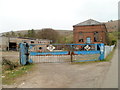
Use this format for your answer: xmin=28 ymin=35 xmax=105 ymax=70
xmin=0 ymin=0 xmax=119 ymax=33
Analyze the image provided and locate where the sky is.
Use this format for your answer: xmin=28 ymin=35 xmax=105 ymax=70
xmin=0 ymin=0 xmax=119 ymax=33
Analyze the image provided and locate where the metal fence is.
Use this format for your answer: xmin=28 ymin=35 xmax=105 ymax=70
xmin=104 ymin=45 xmax=115 ymax=58
xmin=19 ymin=43 xmax=105 ymax=65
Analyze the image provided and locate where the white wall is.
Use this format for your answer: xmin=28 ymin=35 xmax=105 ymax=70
xmin=0 ymin=36 xmax=9 ymax=51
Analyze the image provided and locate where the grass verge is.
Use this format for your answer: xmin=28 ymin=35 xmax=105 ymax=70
xmin=2 ymin=64 xmax=35 ymax=85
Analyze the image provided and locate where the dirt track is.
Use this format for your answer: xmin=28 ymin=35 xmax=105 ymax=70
xmin=2 ymin=48 xmax=118 ymax=88
xmin=101 ymin=47 xmax=118 ymax=88
xmin=3 ymin=62 xmax=110 ymax=88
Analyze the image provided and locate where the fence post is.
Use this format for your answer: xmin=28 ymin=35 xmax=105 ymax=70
xmin=95 ymin=43 xmax=97 ymax=51
xmin=99 ymin=43 xmax=105 ymax=60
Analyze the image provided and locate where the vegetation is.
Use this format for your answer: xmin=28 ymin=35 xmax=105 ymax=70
xmin=3 ymin=28 xmax=73 ymax=44
xmin=106 ymin=31 xmax=118 ymax=45
xmin=27 ymin=29 xmax=36 ymax=38
xmin=36 ymin=28 xmax=60 ymax=43
xmin=11 ymin=31 xmax=16 ymax=36
xmin=2 ymin=64 xmax=34 ymax=85
xmin=3 ymin=31 xmax=17 ymax=37
xmin=4 ymin=32 xmax=11 ymax=37
xmin=3 ymin=28 xmax=119 ymax=45
xmin=58 ymin=34 xmax=73 ymax=44
xmin=118 ymin=31 xmax=120 ymax=39
xmin=2 ymin=57 xmax=19 ymax=71
xmin=2 ymin=58 xmax=34 ymax=85
xmin=17 ymin=33 xmax=24 ymax=37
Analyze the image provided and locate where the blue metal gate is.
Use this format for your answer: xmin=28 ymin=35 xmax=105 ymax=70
xmin=19 ymin=43 xmax=105 ymax=65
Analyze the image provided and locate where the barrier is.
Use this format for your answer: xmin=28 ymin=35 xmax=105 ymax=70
xmin=104 ymin=45 xmax=115 ymax=58
xmin=19 ymin=43 xmax=105 ymax=65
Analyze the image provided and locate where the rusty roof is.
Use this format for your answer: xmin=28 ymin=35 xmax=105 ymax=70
xmin=73 ymin=19 xmax=102 ymax=26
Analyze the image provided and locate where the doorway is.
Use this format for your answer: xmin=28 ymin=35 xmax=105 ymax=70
xmin=9 ymin=42 xmax=17 ymax=50
xmin=86 ymin=37 xmax=91 ymax=44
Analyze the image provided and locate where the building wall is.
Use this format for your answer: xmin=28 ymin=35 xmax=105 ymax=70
xmin=24 ymin=39 xmax=51 ymax=52
xmin=73 ymin=24 xmax=107 ymax=44
xmin=0 ymin=36 xmax=51 ymax=51
xmin=24 ymin=39 xmax=50 ymax=44
xmin=0 ymin=36 xmax=9 ymax=51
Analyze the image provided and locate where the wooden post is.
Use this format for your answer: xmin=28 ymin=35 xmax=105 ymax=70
xmin=70 ymin=51 xmax=73 ymax=62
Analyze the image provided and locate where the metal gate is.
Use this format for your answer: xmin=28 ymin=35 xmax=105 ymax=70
xmin=19 ymin=43 xmax=105 ymax=65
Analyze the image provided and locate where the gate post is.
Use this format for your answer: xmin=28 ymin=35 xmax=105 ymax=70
xmin=19 ymin=43 xmax=29 ymax=65
xmin=99 ymin=43 xmax=105 ymax=60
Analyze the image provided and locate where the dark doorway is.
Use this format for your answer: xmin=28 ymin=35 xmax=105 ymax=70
xmin=79 ymin=39 xmax=84 ymax=42
xmin=9 ymin=42 xmax=17 ymax=51
xmin=94 ymin=32 xmax=99 ymax=42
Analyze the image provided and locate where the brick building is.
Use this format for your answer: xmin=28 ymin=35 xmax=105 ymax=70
xmin=73 ymin=19 xmax=107 ymax=44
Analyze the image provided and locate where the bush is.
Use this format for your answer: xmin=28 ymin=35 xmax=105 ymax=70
xmin=106 ymin=32 xmax=118 ymax=45
xmin=111 ymin=40 xmax=117 ymax=45
xmin=2 ymin=57 xmax=19 ymax=71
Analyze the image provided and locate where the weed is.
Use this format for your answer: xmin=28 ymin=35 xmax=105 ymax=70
xmin=2 ymin=63 xmax=34 ymax=85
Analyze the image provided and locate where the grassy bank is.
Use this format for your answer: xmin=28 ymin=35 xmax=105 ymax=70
xmin=2 ymin=64 xmax=35 ymax=85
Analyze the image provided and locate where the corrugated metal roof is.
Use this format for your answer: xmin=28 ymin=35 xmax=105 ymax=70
xmin=74 ymin=19 xmax=101 ymax=26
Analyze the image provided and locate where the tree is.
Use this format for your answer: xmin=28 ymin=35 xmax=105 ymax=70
xmin=17 ymin=33 xmax=23 ymax=37
xmin=58 ymin=35 xmax=73 ymax=44
xmin=11 ymin=31 xmax=16 ymax=37
xmin=27 ymin=29 xmax=35 ymax=38
xmin=106 ymin=32 xmax=117 ymax=45
xmin=37 ymin=28 xmax=60 ymax=43
xmin=5 ymin=32 xmax=11 ymax=37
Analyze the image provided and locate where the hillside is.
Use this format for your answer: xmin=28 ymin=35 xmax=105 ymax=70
xmin=2 ymin=29 xmax=73 ymax=38
xmin=1 ymin=20 xmax=118 ymax=37
xmin=105 ymin=20 xmax=118 ymax=32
